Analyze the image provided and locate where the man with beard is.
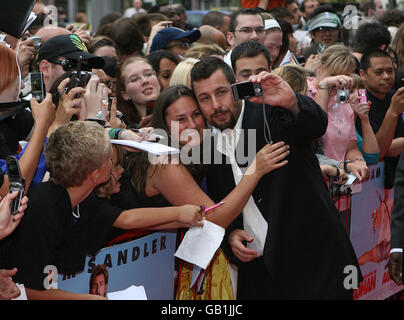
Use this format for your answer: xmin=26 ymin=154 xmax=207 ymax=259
xmin=190 ymin=56 xmax=362 ymax=299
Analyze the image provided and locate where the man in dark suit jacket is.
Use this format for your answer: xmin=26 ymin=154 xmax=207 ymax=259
xmin=388 ymin=149 xmax=404 ymax=286
xmin=191 ymin=56 xmax=362 ymax=299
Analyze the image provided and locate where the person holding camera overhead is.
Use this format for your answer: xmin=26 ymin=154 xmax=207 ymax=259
xmin=190 ymin=56 xmax=362 ymax=299
xmin=306 ymin=44 xmax=369 ymax=182
xmin=0 ymin=43 xmax=56 ymax=195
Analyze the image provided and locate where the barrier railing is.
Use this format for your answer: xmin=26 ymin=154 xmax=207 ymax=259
xmin=55 ymin=162 xmax=404 ymax=300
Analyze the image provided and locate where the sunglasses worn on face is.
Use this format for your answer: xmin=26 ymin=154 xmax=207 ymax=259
xmin=165 ymin=41 xmax=191 ymax=49
xmin=50 ymin=59 xmax=91 ymax=71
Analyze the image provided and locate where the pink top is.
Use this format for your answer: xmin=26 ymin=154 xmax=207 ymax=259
xmin=307 ymin=77 xmax=357 ymax=162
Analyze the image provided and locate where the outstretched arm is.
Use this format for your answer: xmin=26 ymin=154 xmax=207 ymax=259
xmin=151 ymin=142 xmax=290 ymax=229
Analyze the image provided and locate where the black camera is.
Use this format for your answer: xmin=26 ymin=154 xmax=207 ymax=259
xmin=65 ymin=55 xmax=94 ymax=93
xmin=65 ymin=71 xmax=93 ymax=93
xmin=6 ymin=156 xmax=24 ymax=215
xmin=231 ymin=81 xmax=263 ymax=101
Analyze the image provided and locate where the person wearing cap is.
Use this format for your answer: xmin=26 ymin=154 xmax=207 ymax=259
xmin=37 ymin=34 xmax=105 ymax=92
xmin=149 ymin=27 xmax=201 ymax=60
xmin=263 ymin=18 xmax=283 ymax=69
xmin=304 ymin=6 xmax=341 ymax=61
xmin=224 ymin=8 xmax=265 ymax=67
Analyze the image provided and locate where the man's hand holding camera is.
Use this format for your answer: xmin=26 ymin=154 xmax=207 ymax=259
xmin=248 ymin=71 xmax=300 ymax=116
xmin=48 ymin=78 xmax=85 ymax=136
xmin=0 ymin=191 xmax=28 ymax=240
xmin=83 ymin=75 xmax=109 ymax=121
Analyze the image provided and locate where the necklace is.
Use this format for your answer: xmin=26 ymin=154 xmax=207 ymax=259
xmin=72 ymin=204 xmax=80 ymax=219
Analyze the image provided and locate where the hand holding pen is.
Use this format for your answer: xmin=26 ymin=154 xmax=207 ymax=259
xmin=199 ymin=201 xmax=226 ymax=214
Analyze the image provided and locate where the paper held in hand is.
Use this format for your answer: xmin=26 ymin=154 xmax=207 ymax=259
xmin=107 ymin=285 xmax=148 ymax=300
xmin=175 ymin=220 xmax=225 ymax=270
xmin=111 ymin=139 xmax=180 ymax=156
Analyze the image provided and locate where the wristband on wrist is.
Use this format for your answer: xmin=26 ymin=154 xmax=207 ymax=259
xmin=343 ymin=160 xmax=351 ymax=173
xmin=318 ymin=81 xmax=329 ymax=90
xmin=108 ymin=128 xmax=124 ymax=139
xmin=353 ymin=157 xmax=366 ymax=163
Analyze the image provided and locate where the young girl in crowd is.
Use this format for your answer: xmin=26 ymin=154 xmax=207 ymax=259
xmin=117 ymin=56 xmax=161 ymax=128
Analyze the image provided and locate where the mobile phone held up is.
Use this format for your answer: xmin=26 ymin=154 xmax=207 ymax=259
xmin=30 ymin=72 xmax=46 ymax=102
xmin=6 ymin=156 xmax=25 ymax=215
xmin=231 ymin=81 xmax=263 ymax=101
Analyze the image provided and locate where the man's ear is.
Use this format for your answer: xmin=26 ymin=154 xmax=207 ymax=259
xmin=39 ymin=60 xmax=51 ymax=79
xmin=227 ymin=31 xmax=235 ymax=48
xmin=359 ymin=69 xmax=366 ymax=81
xmin=88 ymin=169 xmax=100 ymax=185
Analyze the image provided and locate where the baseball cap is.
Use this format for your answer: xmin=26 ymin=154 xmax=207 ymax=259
xmin=150 ymin=27 xmax=201 ymax=53
xmin=307 ymin=12 xmax=341 ymax=32
xmin=37 ymin=34 xmax=104 ymax=69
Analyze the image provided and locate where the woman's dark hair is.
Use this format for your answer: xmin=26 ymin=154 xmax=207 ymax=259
xmin=108 ymin=18 xmax=144 ymax=58
xmin=273 ymin=19 xmax=293 ymax=69
xmin=88 ymin=36 xmax=117 ymax=54
xmin=146 ymin=50 xmax=179 ymax=74
xmin=128 ymin=85 xmax=205 ymax=197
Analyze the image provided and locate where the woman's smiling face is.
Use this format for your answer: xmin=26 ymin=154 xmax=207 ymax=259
xmin=121 ymin=60 xmax=160 ymax=106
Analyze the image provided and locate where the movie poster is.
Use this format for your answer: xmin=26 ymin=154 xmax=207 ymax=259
xmin=55 ymin=230 xmax=177 ymax=300
xmin=350 ymin=163 xmax=404 ymax=299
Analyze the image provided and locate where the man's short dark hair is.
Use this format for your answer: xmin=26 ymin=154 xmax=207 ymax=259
xmin=148 ymin=3 xmax=169 ymax=14
xmin=360 ymin=49 xmax=392 ymax=72
xmin=269 ymin=7 xmax=294 ymax=20
xmin=230 ymin=40 xmax=271 ymax=72
xmin=359 ymin=0 xmax=375 ymax=17
xmin=191 ymin=56 xmax=236 ymax=91
xmin=353 ymin=22 xmax=391 ymax=54
xmin=229 ymin=8 xmax=263 ymax=33
xmin=134 ymin=13 xmax=168 ymax=37
xmin=286 ymin=0 xmax=297 ymax=6
xmin=202 ymin=11 xmax=227 ymax=29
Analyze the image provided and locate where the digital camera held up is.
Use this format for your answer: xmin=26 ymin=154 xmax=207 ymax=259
xmin=336 ymin=88 xmax=350 ymax=104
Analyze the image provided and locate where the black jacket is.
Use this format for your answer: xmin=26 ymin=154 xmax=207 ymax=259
xmin=205 ymin=94 xmax=362 ymax=299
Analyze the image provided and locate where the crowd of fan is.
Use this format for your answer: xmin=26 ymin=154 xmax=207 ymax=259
xmin=0 ymin=0 xmax=404 ymax=300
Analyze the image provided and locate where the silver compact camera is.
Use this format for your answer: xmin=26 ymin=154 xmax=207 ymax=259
xmin=28 ymin=36 xmax=42 ymax=52
xmin=336 ymin=88 xmax=350 ymax=104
